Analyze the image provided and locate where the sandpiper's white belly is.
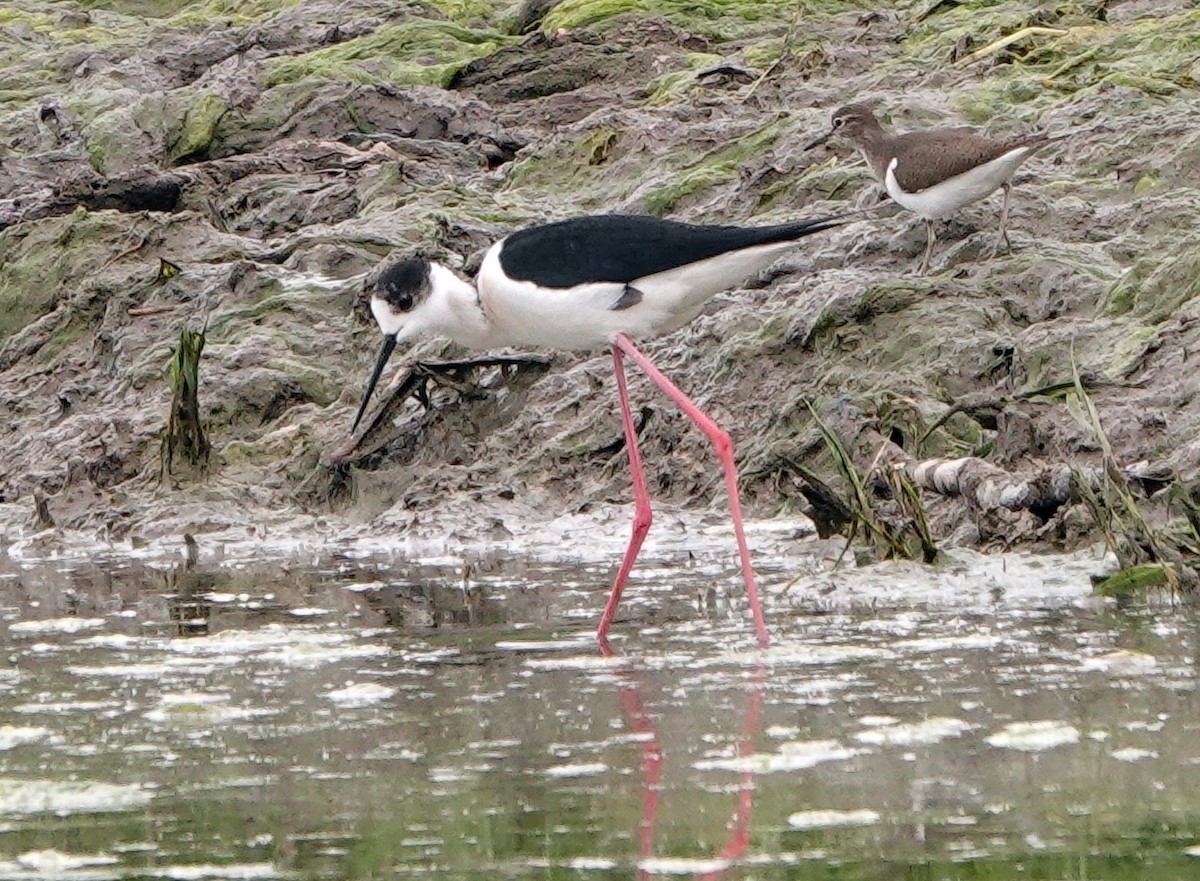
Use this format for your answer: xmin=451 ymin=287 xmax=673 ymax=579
xmin=476 ymin=239 xmax=806 ymax=351
xmin=884 ymin=146 xmax=1037 ymax=219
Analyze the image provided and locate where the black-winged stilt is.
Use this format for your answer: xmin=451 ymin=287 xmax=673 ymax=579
xmin=352 ymin=212 xmax=853 ymax=647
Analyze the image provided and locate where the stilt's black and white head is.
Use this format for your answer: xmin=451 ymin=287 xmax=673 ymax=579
xmin=369 ymin=256 xmax=435 ymax=340
xmin=804 ymin=103 xmax=883 ymax=151
xmin=351 ymin=255 xmax=441 ymax=433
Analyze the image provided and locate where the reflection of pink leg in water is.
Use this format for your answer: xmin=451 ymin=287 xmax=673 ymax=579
xmin=600 ymin=638 xmax=763 ymax=879
xmin=596 ymin=335 xmax=770 ymax=648
xmin=694 ymin=672 xmax=761 ymax=881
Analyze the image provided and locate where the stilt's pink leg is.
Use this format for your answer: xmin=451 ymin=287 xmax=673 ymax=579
xmin=596 ymin=343 xmax=655 ymax=642
xmin=602 ymin=333 xmax=769 ymax=648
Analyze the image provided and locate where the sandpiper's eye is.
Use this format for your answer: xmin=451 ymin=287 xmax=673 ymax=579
xmin=833 ymin=117 xmax=845 ymax=128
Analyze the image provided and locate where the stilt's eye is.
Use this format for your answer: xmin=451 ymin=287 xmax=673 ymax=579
xmin=395 ymin=293 xmax=414 ymax=312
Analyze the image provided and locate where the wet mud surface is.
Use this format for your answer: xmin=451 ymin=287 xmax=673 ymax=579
xmin=0 ymin=1 xmax=1198 ymax=559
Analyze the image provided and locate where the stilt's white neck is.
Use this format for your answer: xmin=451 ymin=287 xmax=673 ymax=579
xmin=425 ymin=263 xmax=496 ymax=350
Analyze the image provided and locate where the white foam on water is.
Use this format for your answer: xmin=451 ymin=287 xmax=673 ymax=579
xmin=264 ymin=642 xmax=388 ymax=669
xmin=144 ymin=693 xmax=274 ymax=725
xmin=147 ymin=864 xmax=279 ymax=879
xmin=896 ymin=634 xmax=1007 ymax=653
xmin=0 ymin=726 xmax=50 ymax=750
xmin=1081 ymin=651 xmax=1158 ymax=674
xmin=985 ymin=721 xmax=1080 ymax=752
xmin=9 ymin=617 xmax=105 ymax=635
xmin=11 ymin=700 xmax=118 ymax=716
xmin=325 ymin=683 xmax=397 ymax=708
xmin=16 ymin=849 xmax=119 ymax=871
xmin=565 ymin=857 xmax=618 ymax=870
xmin=854 ymin=718 xmax=974 ymax=746
xmin=0 ymin=780 xmax=152 ymax=816
xmin=787 ymin=809 xmax=881 ymax=829
xmin=68 ymin=661 xmax=229 ymax=679
xmin=696 ymin=740 xmax=862 ymax=773
xmin=639 ymin=857 xmax=732 ymax=874
xmin=544 ymin=762 xmax=608 ymax=778
xmin=1110 ymin=747 xmax=1158 ymax=762
xmin=74 ymin=634 xmax=139 ymax=651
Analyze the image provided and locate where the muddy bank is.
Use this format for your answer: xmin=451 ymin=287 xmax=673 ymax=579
xmin=1 ymin=0 xmax=1199 ymax=572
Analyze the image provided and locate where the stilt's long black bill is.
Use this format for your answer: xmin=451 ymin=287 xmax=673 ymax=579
xmin=351 ymin=334 xmax=397 ymax=434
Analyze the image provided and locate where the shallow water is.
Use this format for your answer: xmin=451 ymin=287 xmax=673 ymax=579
xmin=1 ymin=534 xmax=1198 ymax=880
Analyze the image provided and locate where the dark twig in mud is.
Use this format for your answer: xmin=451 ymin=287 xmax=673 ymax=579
xmin=0 ymin=141 xmax=389 ymax=232
xmin=915 ymin=377 xmax=1138 ymax=454
xmin=325 ymin=354 xmax=552 ymax=467
xmin=33 ymin=491 xmax=54 ymax=530
xmin=776 ymin=459 xmax=853 ymax=540
xmin=160 ymin=325 xmax=210 ymax=479
xmin=128 ymin=306 xmax=176 ymax=318
xmin=695 ymin=63 xmax=758 ymax=83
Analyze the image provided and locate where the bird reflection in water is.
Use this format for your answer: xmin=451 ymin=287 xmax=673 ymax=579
xmin=600 ymin=637 xmax=763 ymax=879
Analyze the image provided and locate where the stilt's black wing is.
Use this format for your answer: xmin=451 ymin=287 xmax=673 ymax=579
xmin=495 ymin=214 xmax=847 ymax=289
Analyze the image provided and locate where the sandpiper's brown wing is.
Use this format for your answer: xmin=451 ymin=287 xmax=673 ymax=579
xmin=887 ymin=129 xmax=1049 ymax=193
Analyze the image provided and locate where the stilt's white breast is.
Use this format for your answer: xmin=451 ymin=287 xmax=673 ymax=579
xmin=884 ymin=146 xmax=1037 ymax=219
xmin=476 ymin=243 xmax=627 ymax=350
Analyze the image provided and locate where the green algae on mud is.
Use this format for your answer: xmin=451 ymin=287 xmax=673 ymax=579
xmin=934 ymin=7 xmax=1200 ymax=123
xmin=542 ymin=0 xmax=868 ymax=40
xmin=166 ymin=92 xmax=228 ymax=166
xmin=644 ymin=115 xmax=793 ymax=215
xmin=265 ymin=19 xmax=513 ymax=89
xmin=1104 ymin=245 xmax=1200 ymax=323
xmin=503 ymin=113 xmax=798 ymax=217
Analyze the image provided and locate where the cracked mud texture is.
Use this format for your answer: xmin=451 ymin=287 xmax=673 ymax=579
xmin=1 ymin=0 xmax=1198 ymax=558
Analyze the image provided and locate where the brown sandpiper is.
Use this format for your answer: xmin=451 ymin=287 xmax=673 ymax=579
xmin=804 ymin=103 xmax=1054 ymax=274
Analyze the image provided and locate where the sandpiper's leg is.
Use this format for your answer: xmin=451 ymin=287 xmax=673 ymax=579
xmin=917 ymin=219 xmax=936 ymax=275
xmin=990 ymin=181 xmax=1013 ymax=259
xmin=609 ymin=333 xmax=769 ymax=648
xmin=596 ymin=343 xmax=655 ymax=642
